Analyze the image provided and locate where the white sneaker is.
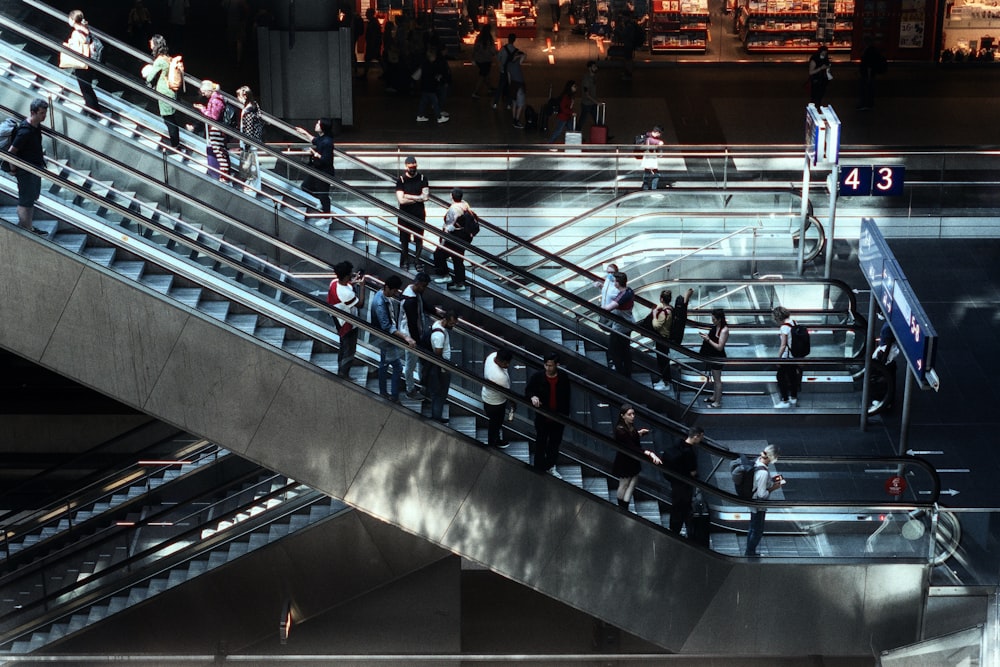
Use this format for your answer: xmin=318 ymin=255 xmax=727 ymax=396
xmin=653 ymin=381 xmax=667 ymax=391
xmin=416 ymin=115 xmax=430 ymax=122
xmin=437 ymin=115 xmax=450 ymax=124
xmin=440 ymin=111 xmax=450 ymax=117
xmin=775 ymin=400 xmax=791 ymax=409
xmin=789 ymin=397 xmax=798 ymax=405
xmin=549 ymin=468 xmax=563 ymax=480
xmin=432 ymin=275 xmax=450 ymax=283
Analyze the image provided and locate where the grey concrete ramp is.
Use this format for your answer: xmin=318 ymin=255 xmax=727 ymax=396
xmin=0 ymin=223 xmax=927 ymax=656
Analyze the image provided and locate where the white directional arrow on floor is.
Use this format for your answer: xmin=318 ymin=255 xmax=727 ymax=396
xmin=921 ymin=489 xmax=960 ymax=496
xmin=907 ymin=449 xmax=944 ymax=455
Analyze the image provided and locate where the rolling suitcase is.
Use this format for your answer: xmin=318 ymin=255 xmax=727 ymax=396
xmin=590 ymin=102 xmax=608 ymax=144
xmin=687 ymin=489 xmax=711 ymax=547
xmin=564 ymin=114 xmax=582 ymax=152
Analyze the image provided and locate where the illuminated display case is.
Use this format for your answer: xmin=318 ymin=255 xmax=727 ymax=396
xmin=649 ymin=0 xmax=710 ymax=52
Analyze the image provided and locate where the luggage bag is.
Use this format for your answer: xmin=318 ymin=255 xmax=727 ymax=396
xmin=590 ymin=102 xmax=608 ymax=144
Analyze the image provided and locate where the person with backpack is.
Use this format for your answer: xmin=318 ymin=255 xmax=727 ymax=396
xmin=699 ymin=308 xmax=729 ymax=408
xmin=194 ymin=80 xmax=231 ymax=183
xmin=433 ymin=188 xmax=477 ymax=292
xmin=642 ymin=289 xmax=673 ymax=392
xmin=65 ymin=10 xmax=103 ymax=116
xmin=492 ymin=33 xmax=518 ymax=111
xmin=7 ymin=98 xmax=49 ymax=234
xmin=773 ymin=306 xmax=804 ymax=408
xmin=611 ymin=403 xmax=662 ymax=510
xmin=661 ymin=425 xmax=703 ymax=536
xmin=140 ymin=35 xmax=181 ymax=150
xmin=745 ymin=445 xmax=783 ymax=557
xmin=604 ymin=271 xmax=635 ymax=377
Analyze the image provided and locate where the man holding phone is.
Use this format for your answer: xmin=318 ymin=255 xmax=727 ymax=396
xmin=328 ymin=260 xmax=367 ymax=378
xmin=745 ymin=444 xmax=783 ymax=557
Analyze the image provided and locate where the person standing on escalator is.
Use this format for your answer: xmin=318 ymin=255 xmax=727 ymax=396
xmin=525 ymin=351 xmax=572 ymax=478
xmin=745 ymin=444 xmax=783 ymax=557
xmin=605 ymin=271 xmax=635 ymax=377
xmin=611 ymin=403 xmax=662 ymax=510
xmin=699 ymin=308 xmax=728 ymax=408
xmin=65 ymin=11 xmax=103 ymax=116
xmin=773 ymin=306 xmax=803 ymax=408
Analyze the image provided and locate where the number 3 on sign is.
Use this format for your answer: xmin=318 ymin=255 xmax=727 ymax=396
xmin=873 ymin=166 xmax=905 ymax=196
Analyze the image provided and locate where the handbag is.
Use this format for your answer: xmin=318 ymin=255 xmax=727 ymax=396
xmin=59 ymin=44 xmax=87 ymax=69
xmin=239 ymin=147 xmax=258 ymax=182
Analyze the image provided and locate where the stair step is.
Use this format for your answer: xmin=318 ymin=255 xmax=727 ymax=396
xmin=227 ymin=313 xmax=258 ymax=334
xmin=52 ymin=232 xmax=87 ymax=254
xmin=255 ymin=326 xmax=286 ymax=348
xmin=111 ymin=260 xmax=145 ymax=281
xmin=169 ymin=287 xmax=202 ymax=308
xmin=82 ymin=246 xmax=116 ymax=266
xmin=140 ymin=273 xmax=173 ymax=294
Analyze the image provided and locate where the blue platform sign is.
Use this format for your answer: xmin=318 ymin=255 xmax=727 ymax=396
xmin=839 ymin=166 xmax=873 ymax=196
xmin=839 ymin=165 xmax=905 ymax=197
xmin=859 ymin=219 xmax=937 ymax=387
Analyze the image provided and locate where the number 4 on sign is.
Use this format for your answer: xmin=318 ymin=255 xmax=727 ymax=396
xmin=838 ymin=166 xmax=872 ymax=196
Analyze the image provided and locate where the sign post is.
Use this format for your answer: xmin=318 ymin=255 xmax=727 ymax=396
xmin=802 ymin=104 xmax=840 ymax=275
xmin=858 ymin=218 xmax=940 ymax=452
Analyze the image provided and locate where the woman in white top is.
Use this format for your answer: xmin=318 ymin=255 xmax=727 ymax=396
xmin=773 ymin=306 xmax=802 ymax=407
xmin=481 ymin=348 xmax=513 ymax=448
xmin=66 ymin=10 xmax=103 ymax=115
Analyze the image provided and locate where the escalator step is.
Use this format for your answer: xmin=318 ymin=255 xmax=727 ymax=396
xmin=283 ymin=339 xmax=314 ymax=360
xmin=581 ymin=476 xmax=611 ymax=501
xmin=140 ymin=273 xmax=173 ymax=294
xmin=169 ymin=287 xmax=202 ymax=308
xmin=197 ymin=300 xmax=230 ymax=321
xmin=539 ymin=328 xmax=563 ymax=344
xmin=52 ymin=233 xmax=87 ymax=254
xmin=226 ymin=313 xmax=258 ymax=335
xmin=110 ymin=260 xmax=145 ymax=282
xmin=256 ymin=326 xmax=286 ymax=348
xmin=82 ymin=246 xmax=115 ymax=266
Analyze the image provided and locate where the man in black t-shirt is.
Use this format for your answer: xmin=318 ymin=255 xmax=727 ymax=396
xmin=395 ymin=156 xmax=430 ymax=271
xmin=8 ymin=98 xmax=48 ymax=234
xmin=662 ymin=425 xmax=702 ymax=536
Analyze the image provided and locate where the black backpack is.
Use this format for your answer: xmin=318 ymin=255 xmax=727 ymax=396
xmin=0 ymin=118 xmax=20 ymax=173
xmin=222 ymin=102 xmax=240 ymax=129
xmin=731 ymin=454 xmax=765 ymax=500
xmin=89 ymin=34 xmax=105 ymax=63
xmin=454 ymin=211 xmax=480 ymax=241
xmin=789 ymin=321 xmax=811 ymax=358
xmin=668 ymin=295 xmax=688 ymax=344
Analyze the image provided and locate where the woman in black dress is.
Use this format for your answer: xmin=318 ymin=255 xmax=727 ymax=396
xmin=700 ymin=308 xmax=729 ymax=408
xmin=611 ymin=404 xmax=662 ymax=510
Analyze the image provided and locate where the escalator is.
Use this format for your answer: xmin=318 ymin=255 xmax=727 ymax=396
xmin=0 ymin=143 xmax=941 ymax=656
xmin=0 ymin=9 xmax=867 ymax=428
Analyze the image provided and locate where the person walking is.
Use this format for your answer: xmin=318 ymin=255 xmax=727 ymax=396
xmin=611 ymin=404 xmax=662 ymax=510
xmin=235 ymin=85 xmax=263 ymax=194
xmin=395 ymin=156 xmax=430 ymax=271
xmin=773 ymin=306 xmax=803 ymax=408
xmin=699 ymin=308 xmax=729 ymax=408
xmin=580 ymin=60 xmax=599 ymax=130
xmin=639 ymin=125 xmax=664 ymax=191
xmin=425 ymin=310 xmax=459 ymax=423
xmin=471 ymin=25 xmax=498 ymax=99
xmin=398 ymin=272 xmax=430 ymax=398
xmin=857 ymin=40 xmax=886 ymax=110
xmin=662 ymin=425 xmax=703 ymax=535
xmin=194 ymin=80 xmax=231 ymax=183
xmin=414 ymin=48 xmax=451 ymax=124
xmin=546 ymin=80 xmax=577 ymax=144
xmin=808 ymin=44 xmax=832 ymax=106
xmin=140 ymin=35 xmax=181 ymax=150
xmin=525 ymin=351 xmax=572 ymax=478
xmin=8 ymin=98 xmax=49 ymax=234
xmin=65 ymin=10 xmax=103 ymax=116
xmin=481 ymin=347 xmax=513 ymax=448
xmin=492 ymin=33 xmax=518 ymax=110
xmin=745 ymin=445 xmax=783 ymax=557
xmin=370 ymin=275 xmax=415 ymax=401
xmin=294 ymin=117 xmax=336 ymax=214
xmin=327 ymin=260 xmax=366 ymax=378
xmin=604 ymin=271 xmax=635 ymax=377
xmin=507 ymin=50 xmax=527 ymax=128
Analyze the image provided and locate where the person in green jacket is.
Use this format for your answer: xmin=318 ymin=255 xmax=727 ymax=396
xmin=139 ymin=34 xmax=180 ymax=149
